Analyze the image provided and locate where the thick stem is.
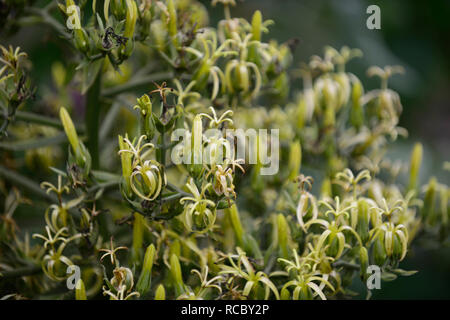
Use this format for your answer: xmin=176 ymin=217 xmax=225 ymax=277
xmin=85 ymin=67 xmax=103 ymax=169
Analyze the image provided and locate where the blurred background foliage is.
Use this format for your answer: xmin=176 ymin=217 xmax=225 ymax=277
xmin=1 ymin=0 xmax=449 ymax=298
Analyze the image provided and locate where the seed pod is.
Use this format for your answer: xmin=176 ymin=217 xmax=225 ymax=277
xmin=155 ymin=284 xmax=166 ymax=300
xmin=75 ymin=279 xmax=87 ymax=300
xmin=288 ymin=140 xmax=301 ymax=181
xmin=408 ymin=143 xmax=423 ymax=192
xmin=359 ymin=246 xmax=369 ymax=282
xmin=136 ymin=244 xmax=156 ymax=296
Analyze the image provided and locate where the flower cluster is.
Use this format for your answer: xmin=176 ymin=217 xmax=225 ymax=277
xmin=0 ymin=0 xmax=449 ymax=301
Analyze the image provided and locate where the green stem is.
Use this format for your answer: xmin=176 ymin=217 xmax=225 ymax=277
xmin=85 ymin=67 xmax=103 ymax=170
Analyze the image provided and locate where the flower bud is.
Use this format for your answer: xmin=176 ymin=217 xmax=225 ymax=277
xmin=236 ymin=61 xmax=250 ymax=92
xmin=334 ymin=73 xmax=350 ymax=110
xmin=227 ymin=203 xmax=244 ymax=246
xmin=288 ymin=140 xmax=301 ymax=181
xmin=407 ymin=143 xmax=423 ymax=192
xmin=359 ymin=246 xmax=369 ymax=282
xmin=373 ymin=237 xmax=386 ymax=266
xmin=350 ymin=78 xmax=364 ymax=129
xmin=354 ymin=199 xmax=370 ymax=244
xmin=276 ymin=213 xmax=290 ymax=259
xmin=189 ymin=114 xmax=203 ymax=177
xmin=170 ymin=254 xmax=185 ymax=296
xmin=120 ymin=0 xmax=138 ymax=58
xmin=167 ymin=0 xmax=178 ymax=47
xmin=118 ymin=134 xmax=133 ymax=198
xmin=280 ymin=287 xmax=290 ymax=300
xmin=75 ymin=279 xmax=87 ymax=300
xmin=60 ymin=107 xmax=80 ymax=155
xmin=136 ymin=244 xmax=156 ymax=296
xmin=155 ymin=284 xmax=166 ymax=300
xmin=60 ymin=107 xmax=91 ymax=172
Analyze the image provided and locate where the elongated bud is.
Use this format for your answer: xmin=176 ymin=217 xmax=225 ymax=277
xmin=170 ymin=254 xmax=185 ymax=296
xmin=167 ymin=0 xmax=178 ymax=47
xmin=334 ymin=73 xmax=350 ymax=110
xmin=60 ymin=107 xmax=80 ymax=155
xmin=359 ymin=246 xmax=369 ymax=282
xmin=251 ymin=10 xmax=262 ymax=41
xmin=190 ymin=114 xmax=203 ymax=176
xmin=392 ymin=234 xmax=403 ymax=261
xmin=237 ymin=61 xmax=250 ymax=92
xmin=136 ymin=244 xmax=156 ymax=296
xmin=355 ymin=199 xmax=370 ymax=244
xmin=118 ymin=135 xmax=133 ymax=197
xmin=280 ymin=287 xmax=290 ymax=300
xmin=155 ymin=284 xmax=166 ymax=300
xmin=132 ymin=213 xmax=145 ymax=263
xmin=124 ymin=0 xmax=138 ymax=39
xmin=408 ymin=143 xmax=423 ymax=192
xmin=120 ymin=0 xmax=138 ymax=58
xmin=75 ymin=279 xmax=87 ymax=300
xmin=276 ymin=214 xmax=290 ymax=259
xmin=321 ymin=178 xmax=332 ymax=199
xmin=114 ymin=0 xmax=127 ymax=18
xmin=227 ymin=204 xmax=244 ymax=246
xmin=350 ymin=78 xmax=364 ymax=129
xmin=288 ymin=140 xmax=301 ymax=181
